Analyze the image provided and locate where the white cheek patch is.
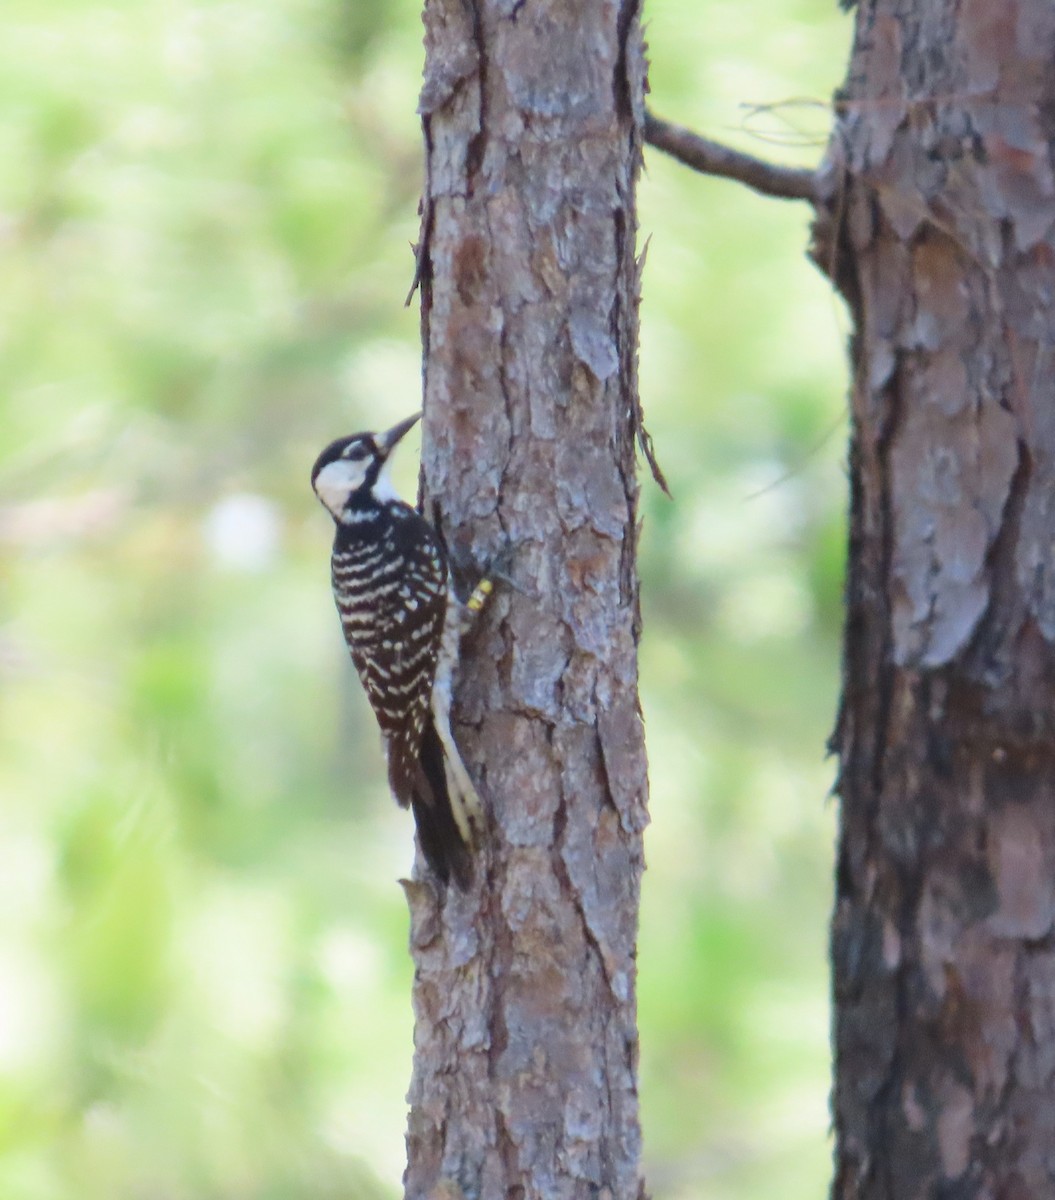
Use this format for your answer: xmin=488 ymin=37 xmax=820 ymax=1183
xmin=372 ymin=458 xmax=402 ymax=502
xmin=315 ymin=458 xmax=369 ymax=516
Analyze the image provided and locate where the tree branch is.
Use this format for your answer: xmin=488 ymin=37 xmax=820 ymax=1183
xmin=643 ymin=110 xmax=818 ymax=204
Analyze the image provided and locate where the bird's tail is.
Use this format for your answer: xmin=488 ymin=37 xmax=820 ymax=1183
xmin=389 ymin=716 xmax=478 ymax=890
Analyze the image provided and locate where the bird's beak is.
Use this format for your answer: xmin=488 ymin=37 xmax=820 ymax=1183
xmin=378 ymin=412 xmax=421 ymax=456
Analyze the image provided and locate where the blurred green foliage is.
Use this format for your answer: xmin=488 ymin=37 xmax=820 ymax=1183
xmin=0 ymin=0 xmax=850 ymax=1197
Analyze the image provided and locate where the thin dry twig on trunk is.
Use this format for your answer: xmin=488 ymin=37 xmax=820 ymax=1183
xmin=644 ymin=110 xmax=818 ymax=203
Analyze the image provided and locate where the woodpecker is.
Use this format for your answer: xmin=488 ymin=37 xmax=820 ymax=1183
xmin=311 ymin=413 xmax=488 ymax=890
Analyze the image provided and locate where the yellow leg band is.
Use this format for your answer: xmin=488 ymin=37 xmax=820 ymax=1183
xmin=466 ymin=577 xmax=494 ymax=613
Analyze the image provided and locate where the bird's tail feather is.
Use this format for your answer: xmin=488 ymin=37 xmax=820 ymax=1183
xmin=390 ymin=718 xmax=475 ymax=890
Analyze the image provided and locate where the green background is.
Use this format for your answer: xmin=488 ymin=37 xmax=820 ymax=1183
xmin=0 ymin=1 xmax=851 ymax=1197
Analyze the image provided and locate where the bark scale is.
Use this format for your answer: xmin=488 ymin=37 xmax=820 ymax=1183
xmin=815 ymin=1 xmax=1055 ymax=1195
xmin=405 ymin=2 xmax=649 ymax=1198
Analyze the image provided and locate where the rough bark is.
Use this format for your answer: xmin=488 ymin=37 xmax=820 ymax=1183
xmin=815 ymin=1 xmax=1055 ymax=1195
xmin=404 ymin=2 xmax=649 ymax=1198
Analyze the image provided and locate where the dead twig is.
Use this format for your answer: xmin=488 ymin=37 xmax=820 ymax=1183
xmin=644 ymin=110 xmax=819 ymax=204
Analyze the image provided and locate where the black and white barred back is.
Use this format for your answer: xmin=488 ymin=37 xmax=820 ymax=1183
xmin=332 ymin=505 xmax=445 ymax=740
xmin=311 ymin=415 xmax=475 ymax=889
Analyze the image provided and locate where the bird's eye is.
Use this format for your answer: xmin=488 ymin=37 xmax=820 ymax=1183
xmin=344 ymin=443 xmax=369 ymax=462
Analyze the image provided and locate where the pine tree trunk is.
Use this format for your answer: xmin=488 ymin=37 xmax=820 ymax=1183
xmin=817 ymin=1 xmax=1055 ymax=1194
xmin=405 ymin=2 xmax=649 ymax=1197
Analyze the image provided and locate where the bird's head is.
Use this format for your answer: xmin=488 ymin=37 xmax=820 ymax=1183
xmin=311 ymin=412 xmax=421 ymax=521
